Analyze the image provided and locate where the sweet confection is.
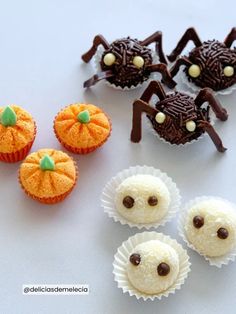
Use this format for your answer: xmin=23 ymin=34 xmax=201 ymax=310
xmin=131 ymin=80 xmax=228 ymax=152
xmin=54 ymin=103 xmax=111 ymax=154
xmin=114 ymin=174 xmax=170 ymax=224
xmin=184 ymin=198 xmax=236 ymax=257
xmin=81 ymin=32 xmax=176 ymax=89
xmin=19 ymin=149 xmax=78 ymax=204
xmin=127 ymin=240 xmax=179 ymax=294
xmin=168 ymin=27 xmax=236 ymax=91
xmin=0 ymin=105 xmax=36 ymax=162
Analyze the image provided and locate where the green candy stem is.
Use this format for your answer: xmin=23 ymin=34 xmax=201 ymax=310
xmin=77 ymin=110 xmax=90 ymax=124
xmin=0 ymin=106 xmax=17 ymax=126
xmin=40 ymin=155 xmax=55 ymax=171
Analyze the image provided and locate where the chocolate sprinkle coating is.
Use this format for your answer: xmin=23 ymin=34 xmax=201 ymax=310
xmin=185 ymin=40 xmax=236 ymax=91
xmin=193 ymin=215 xmax=204 ymax=229
xmin=100 ymin=37 xmax=153 ymax=88
xmin=123 ymin=196 xmax=135 ymax=209
xmin=147 ymin=92 xmax=210 ymax=145
xmin=148 ymin=196 xmax=158 ymax=206
xmin=157 ymin=262 xmax=170 ymax=276
xmin=129 ymin=253 xmax=141 ymax=266
xmin=217 ymin=227 xmax=229 ymax=239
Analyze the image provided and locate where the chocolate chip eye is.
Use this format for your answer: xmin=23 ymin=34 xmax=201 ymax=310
xmin=157 ymin=262 xmax=170 ymax=276
xmin=193 ymin=215 xmax=204 ymax=229
xmin=129 ymin=253 xmax=141 ymax=266
xmin=223 ymin=66 xmax=234 ymax=77
xmin=217 ymin=227 xmax=229 ymax=239
xmin=148 ymin=196 xmax=158 ymax=206
xmin=123 ymin=196 xmax=135 ymax=208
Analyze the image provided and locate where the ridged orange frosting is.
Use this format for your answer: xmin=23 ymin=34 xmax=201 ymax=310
xmin=19 ymin=149 xmax=77 ymax=198
xmin=54 ymin=104 xmax=111 ymax=149
xmin=0 ymin=105 xmax=35 ymax=153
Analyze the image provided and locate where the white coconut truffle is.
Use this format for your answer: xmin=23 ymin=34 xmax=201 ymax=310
xmin=114 ymin=175 xmax=170 ymax=224
xmin=184 ymin=199 xmax=236 ymax=257
xmin=127 ymin=240 xmax=179 ymax=294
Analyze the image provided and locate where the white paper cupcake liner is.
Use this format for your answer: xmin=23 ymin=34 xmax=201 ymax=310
xmin=178 ymin=196 xmax=236 ymax=267
xmin=113 ymin=231 xmax=191 ymax=301
xmin=94 ymin=47 xmax=160 ymax=90
xmin=101 ymin=165 xmax=181 ymax=229
xmin=146 ymin=90 xmax=216 ymax=148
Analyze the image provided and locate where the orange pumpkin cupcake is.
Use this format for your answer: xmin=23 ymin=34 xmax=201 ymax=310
xmin=19 ymin=148 xmax=78 ymax=204
xmin=0 ymin=105 xmax=36 ymax=162
xmin=54 ymin=103 xmax=111 ymax=154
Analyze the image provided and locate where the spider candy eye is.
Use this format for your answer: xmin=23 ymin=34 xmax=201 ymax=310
xmin=155 ymin=112 xmax=166 ymax=124
xmin=188 ymin=64 xmax=201 ymax=78
xmin=133 ymin=56 xmax=145 ymax=69
xmin=103 ymin=53 xmax=116 ymax=66
xmin=186 ymin=120 xmax=196 ymax=132
xmin=223 ymin=66 xmax=234 ymax=77
xmin=123 ymin=195 xmax=135 ymax=208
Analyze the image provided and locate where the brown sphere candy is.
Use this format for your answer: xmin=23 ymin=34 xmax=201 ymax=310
xmin=123 ymin=196 xmax=135 ymax=208
xmin=217 ymin=227 xmax=229 ymax=239
xmin=193 ymin=215 xmax=204 ymax=228
xmin=129 ymin=253 xmax=141 ymax=266
xmin=157 ymin=262 xmax=170 ymax=276
xmin=148 ymin=196 xmax=158 ymax=206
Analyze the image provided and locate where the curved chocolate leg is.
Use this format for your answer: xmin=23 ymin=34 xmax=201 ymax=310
xmin=131 ymin=99 xmax=158 ymax=143
xmin=199 ymin=120 xmax=227 ymax=153
xmin=170 ymin=56 xmax=192 ymax=78
xmin=82 ymin=35 xmax=110 ymax=63
xmin=140 ymin=31 xmax=167 ymax=64
xmin=224 ymin=27 xmax=236 ymax=48
xmin=195 ymin=88 xmax=228 ymax=121
xmin=140 ymin=80 xmax=166 ymax=103
xmin=83 ymin=71 xmax=114 ymax=88
xmin=147 ymin=64 xmax=176 ymax=89
xmin=167 ymin=27 xmax=202 ymax=62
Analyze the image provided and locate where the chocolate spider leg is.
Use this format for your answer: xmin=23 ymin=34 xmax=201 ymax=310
xmin=167 ymin=27 xmax=202 ymax=62
xmin=140 ymin=80 xmax=166 ymax=103
xmin=195 ymin=88 xmax=228 ymax=121
xmin=140 ymin=31 xmax=168 ymax=64
xmin=83 ymin=70 xmax=114 ymax=88
xmin=131 ymin=99 xmax=158 ymax=143
xmin=224 ymin=27 xmax=236 ymax=48
xmin=170 ymin=56 xmax=192 ymax=78
xmin=199 ymin=120 xmax=227 ymax=153
xmin=147 ymin=64 xmax=176 ymax=89
xmin=81 ymin=35 xmax=110 ymax=63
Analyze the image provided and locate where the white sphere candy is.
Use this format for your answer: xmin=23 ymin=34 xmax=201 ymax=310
xmin=103 ymin=53 xmax=116 ymax=66
xmin=186 ymin=120 xmax=196 ymax=132
xmin=155 ymin=112 xmax=166 ymax=124
xmin=223 ymin=66 xmax=234 ymax=77
xmin=188 ymin=64 xmax=201 ymax=78
xmin=133 ymin=56 xmax=144 ymax=69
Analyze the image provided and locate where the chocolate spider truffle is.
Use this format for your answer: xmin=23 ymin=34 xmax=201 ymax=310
xmin=114 ymin=174 xmax=170 ymax=224
xmin=82 ymin=32 xmax=176 ymax=89
xmin=168 ymin=27 xmax=236 ymax=92
xmin=184 ymin=40 xmax=236 ymax=91
xmin=184 ymin=199 xmax=236 ymax=257
xmin=127 ymin=240 xmax=179 ymax=294
xmin=100 ymin=38 xmax=153 ymax=88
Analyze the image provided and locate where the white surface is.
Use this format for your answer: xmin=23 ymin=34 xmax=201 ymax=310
xmin=0 ymin=0 xmax=236 ymax=313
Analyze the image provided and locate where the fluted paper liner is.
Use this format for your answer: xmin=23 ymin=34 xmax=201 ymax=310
xmin=101 ymin=165 xmax=181 ymax=229
xmin=178 ymin=196 xmax=236 ymax=267
xmin=113 ymin=231 xmax=191 ymax=301
xmin=94 ymin=47 xmax=159 ymax=90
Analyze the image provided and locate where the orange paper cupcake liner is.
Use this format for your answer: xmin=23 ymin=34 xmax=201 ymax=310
xmin=18 ymin=160 xmax=79 ymax=205
xmin=53 ymin=114 xmax=112 ymax=155
xmin=0 ymin=123 xmax=37 ymax=163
